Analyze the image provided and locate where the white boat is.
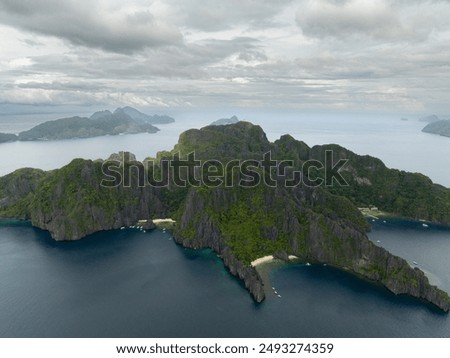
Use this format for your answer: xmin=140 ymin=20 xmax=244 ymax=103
xmin=277 ymin=294 xmax=281 ymax=298
xmin=413 ymin=261 xmax=418 ymax=265
xmin=306 ymin=262 xmax=311 ymax=266
xmin=422 ymin=223 xmax=429 ymax=228
xmin=120 ymin=227 xmax=125 ymax=230
xmin=274 ymin=291 xmax=278 ymax=294
xmin=376 ymin=240 xmax=381 ymax=243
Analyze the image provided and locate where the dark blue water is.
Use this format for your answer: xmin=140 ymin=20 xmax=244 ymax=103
xmin=1 ymin=219 xmax=450 ymax=337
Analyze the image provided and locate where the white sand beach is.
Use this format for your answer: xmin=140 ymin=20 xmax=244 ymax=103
xmin=251 ymin=256 xmax=274 ymax=267
xmin=152 ymin=218 xmax=176 ymax=224
xmin=251 ymin=255 xmax=300 ymax=267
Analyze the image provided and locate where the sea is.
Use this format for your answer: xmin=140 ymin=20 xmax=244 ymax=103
xmin=0 ymin=110 xmax=450 ymax=337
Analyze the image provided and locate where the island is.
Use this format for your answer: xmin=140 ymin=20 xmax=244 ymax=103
xmin=210 ymin=115 xmax=240 ymax=126
xmin=0 ymin=133 xmax=17 ymax=144
xmin=1 ymin=121 xmax=449 ymax=312
xmin=422 ymin=119 xmax=450 ymax=138
xmin=0 ymin=106 xmax=175 ymax=142
xmin=419 ymin=114 xmax=441 ymax=123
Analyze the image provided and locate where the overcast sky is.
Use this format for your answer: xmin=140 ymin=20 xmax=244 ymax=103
xmin=1 ymin=0 xmax=450 ymax=115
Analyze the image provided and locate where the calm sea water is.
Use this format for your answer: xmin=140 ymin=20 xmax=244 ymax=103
xmin=1 ymin=111 xmax=450 ymax=337
xmin=0 ymin=219 xmax=449 ymax=338
xmin=0 ymin=111 xmax=449 ymax=187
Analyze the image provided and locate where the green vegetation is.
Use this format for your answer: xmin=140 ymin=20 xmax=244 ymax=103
xmin=307 ymin=144 xmax=450 ymax=225
xmin=18 ymin=110 xmax=159 ymax=141
xmin=1 ymin=121 xmax=450 ymax=310
xmin=208 ymin=187 xmax=294 ymax=264
xmin=0 ymin=107 xmax=173 ymax=144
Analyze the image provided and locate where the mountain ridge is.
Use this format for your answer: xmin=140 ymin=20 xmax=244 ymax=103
xmin=1 ymin=121 xmax=449 ymax=311
xmin=0 ymin=106 xmax=175 ymax=142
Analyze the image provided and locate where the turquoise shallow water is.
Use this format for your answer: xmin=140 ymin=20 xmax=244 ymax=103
xmin=0 ymin=219 xmax=449 ymax=338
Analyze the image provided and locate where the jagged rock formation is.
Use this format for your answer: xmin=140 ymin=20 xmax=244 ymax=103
xmin=1 ymin=121 xmax=449 ymax=311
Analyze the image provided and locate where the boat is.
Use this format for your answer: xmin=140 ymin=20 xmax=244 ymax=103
xmin=422 ymin=223 xmax=429 ymax=228
xmin=413 ymin=261 xmax=418 ymax=265
xmin=306 ymin=262 xmax=311 ymax=266
xmin=277 ymin=294 xmax=281 ymax=298
xmin=120 ymin=227 xmax=125 ymax=230
xmin=376 ymin=240 xmax=381 ymax=243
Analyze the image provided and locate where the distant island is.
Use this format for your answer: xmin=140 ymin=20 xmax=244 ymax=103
xmin=1 ymin=121 xmax=450 ymax=312
xmin=422 ymin=119 xmax=450 ymax=138
xmin=210 ymin=115 xmax=240 ymax=126
xmin=419 ymin=114 xmax=441 ymax=123
xmin=0 ymin=106 xmax=175 ymax=143
xmin=0 ymin=133 xmax=17 ymax=143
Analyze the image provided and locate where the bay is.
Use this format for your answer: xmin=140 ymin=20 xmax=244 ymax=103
xmin=0 ymin=220 xmax=449 ymax=338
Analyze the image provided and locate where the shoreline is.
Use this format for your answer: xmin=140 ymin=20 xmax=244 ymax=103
xmin=251 ymin=255 xmax=303 ymax=298
xmin=152 ymin=218 xmax=176 ymax=224
xmin=250 ymin=255 xmax=274 ymax=267
xmin=251 ymin=255 xmax=301 ymax=267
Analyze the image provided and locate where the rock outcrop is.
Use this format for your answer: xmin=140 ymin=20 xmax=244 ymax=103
xmin=173 ymin=186 xmax=450 ymax=311
xmin=1 ymin=121 xmax=450 ymax=311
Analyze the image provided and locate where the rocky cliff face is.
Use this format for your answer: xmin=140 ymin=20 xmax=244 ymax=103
xmin=28 ymin=158 xmax=168 ymax=241
xmin=173 ymin=186 xmax=450 ymax=312
xmin=1 ymin=121 xmax=450 ymax=311
xmin=173 ymin=189 xmax=266 ymax=302
xmin=0 ymin=168 xmax=46 ymax=219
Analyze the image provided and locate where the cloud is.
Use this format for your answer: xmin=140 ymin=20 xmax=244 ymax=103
xmin=0 ymin=0 xmax=182 ymax=53
xmin=167 ymin=0 xmax=295 ymax=31
xmin=1 ymin=0 xmax=450 ymax=113
xmin=295 ymin=0 xmax=405 ymax=40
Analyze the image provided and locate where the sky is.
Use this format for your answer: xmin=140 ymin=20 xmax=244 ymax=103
xmin=1 ymin=0 xmax=450 ymax=116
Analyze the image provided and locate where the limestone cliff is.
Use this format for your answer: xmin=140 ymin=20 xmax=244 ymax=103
xmin=1 ymin=121 xmax=450 ymax=311
xmin=173 ymin=186 xmax=450 ymax=312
